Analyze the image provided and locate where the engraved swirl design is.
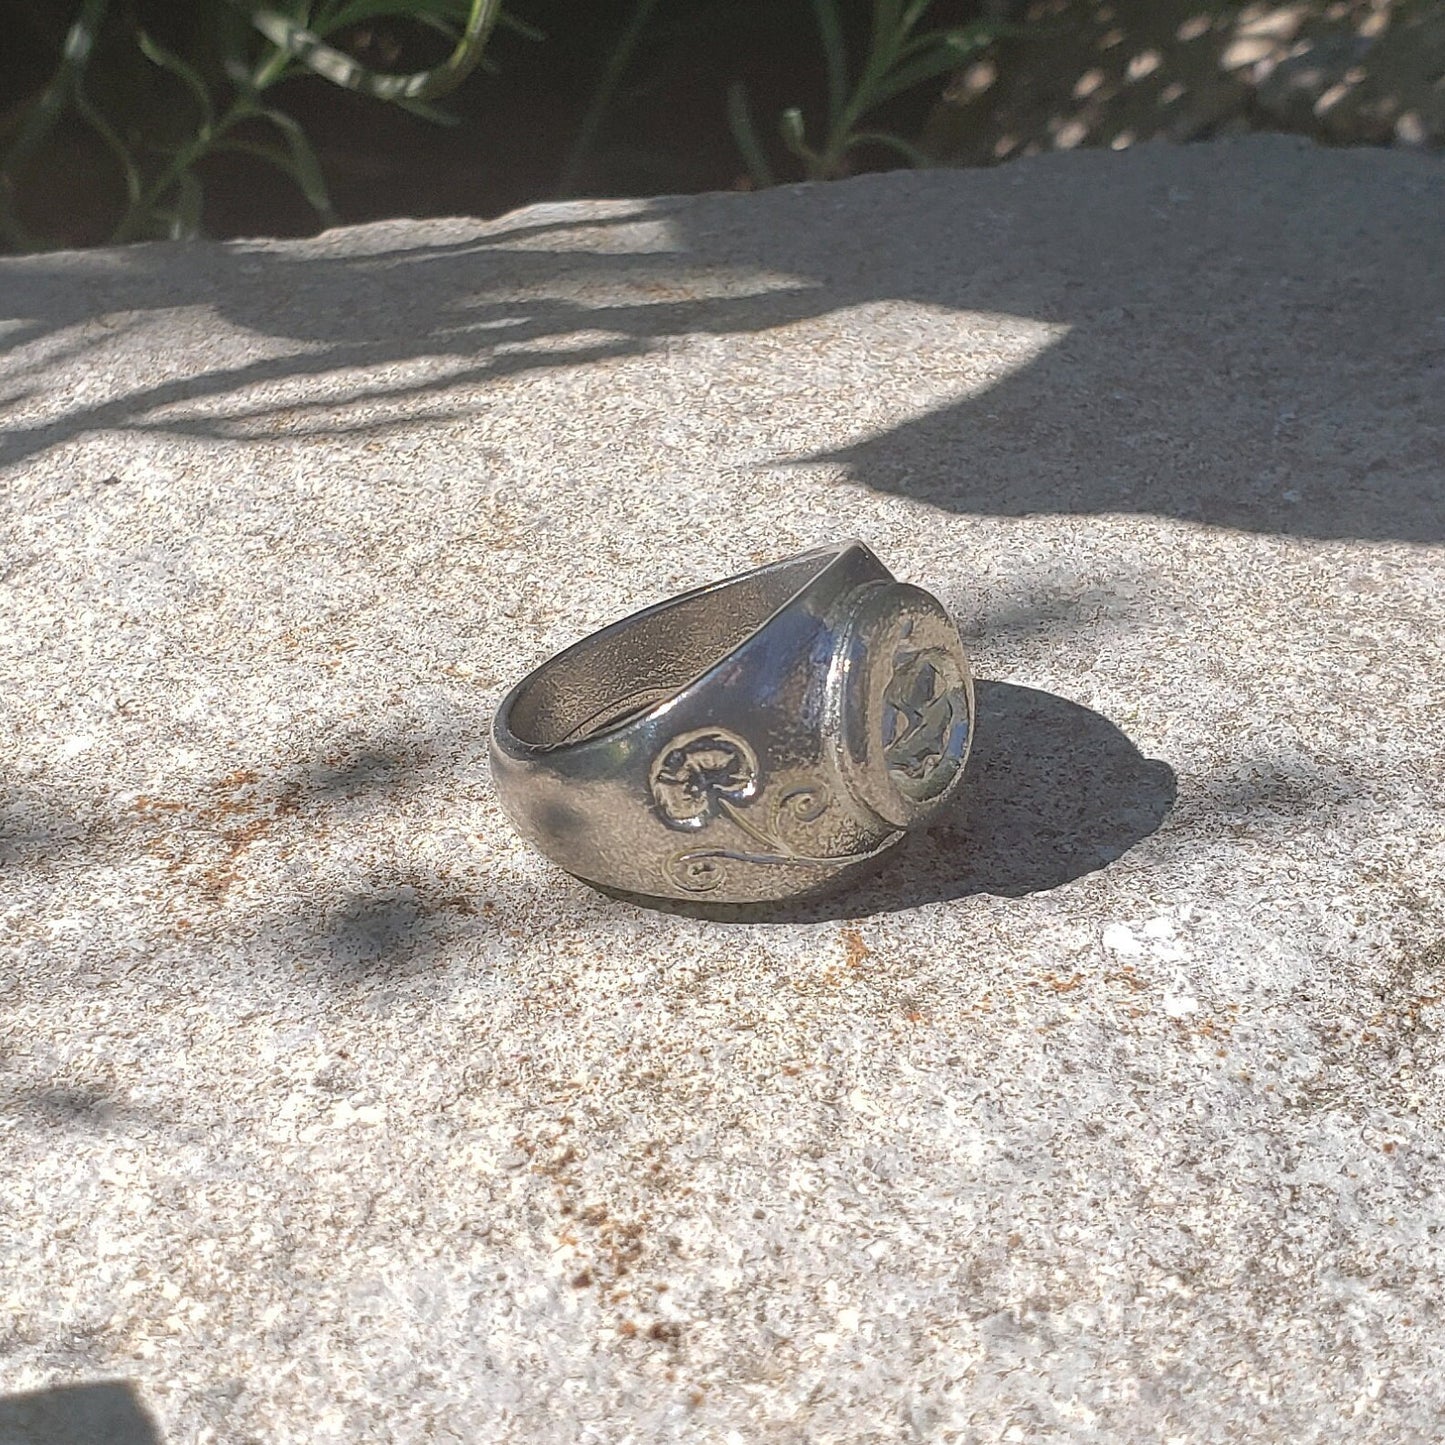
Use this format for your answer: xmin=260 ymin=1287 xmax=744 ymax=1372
xmin=651 ymin=730 xmax=889 ymax=895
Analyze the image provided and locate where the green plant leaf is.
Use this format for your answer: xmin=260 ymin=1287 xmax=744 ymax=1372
xmin=867 ymin=0 xmax=907 ymax=70
xmin=213 ymin=133 xmax=328 ymax=210
xmin=2 ymin=0 xmax=110 ymax=186
xmin=137 ymin=30 xmax=217 ymax=132
xmin=555 ymin=0 xmax=661 ymax=197
xmin=313 ymin=0 xmax=460 ymax=36
xmin=778 ymin=106 xmax=813 ymax=164
xmin=498 ymin=11 xmax=544 ymax=42
xmin=253 ymin=105 xmax=336 ymax=223
xmin=166 ymin=169 xmax=206 ymax=239
xmin=214 ymin=137 xmax=290 ymax=163
xmin=236 ymin=0 xmax=504 ymax=102
xmin=726 ymin=81 xmax=775 ymax=190
xmin=900 ymin=0 xmax=936 ymax=38
xmin=72 ymin=75 xmax=142 ymax=213
xmin=393 ymin=95 xmax=461 ymax=124
xmin=873 ymin=41 xmax=989 ymax=104
xmin=809 ymin=0 xmax=849 ymax=128
xmin=844 ymin=129 xmax=932 ymax=167
xmin=898 ymin=20 xmax=1002 ymax=60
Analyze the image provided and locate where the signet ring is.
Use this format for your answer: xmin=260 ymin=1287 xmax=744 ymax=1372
xmin=490 ymin=541 xmax=974 ymax=905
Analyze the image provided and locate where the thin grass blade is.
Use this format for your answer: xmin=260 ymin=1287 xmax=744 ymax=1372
xmin=236 ymin=0 xmax=503 ymax=102
xmin=3 ymin=0 xmax=111 ymax=183
xmin=254 ymin=104 xmax=337 ymax=223
xmin=874 ymin=37 xmax=992 ymax=103
xmin=312 ymin=0 xmax=464 ymax=36
xmin=809 ymin=0 xmax=849 ymax=127
xmin=394 ymin=95 xmax=461 ymax=123
xmin=72 ymin=78 xmax=142 ymax=213
xmin=137 ymin=30 xmax=217 ymax=131
xmin=778 ymin=106 xmax=813 ymax=164
xmin=555 ymin=0 xmax=661 ymax=196
xmin=167 ymin=168 xmax=205 ymax=239
xmin=726 ymin=81 xmax=775 ymax=189
xmin=844 ymin=129 xmax=932 ymax=167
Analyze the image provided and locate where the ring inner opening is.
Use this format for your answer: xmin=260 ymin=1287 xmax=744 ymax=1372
xmin=505 ymin=551 xmax=832 ymax=748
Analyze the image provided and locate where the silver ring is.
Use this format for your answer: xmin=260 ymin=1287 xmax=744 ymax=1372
xmin=490 ymin=541 xmax=975 ymax=904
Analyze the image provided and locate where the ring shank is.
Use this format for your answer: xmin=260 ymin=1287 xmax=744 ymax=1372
xmin=504 ymin=550 xmax=845 ymax=749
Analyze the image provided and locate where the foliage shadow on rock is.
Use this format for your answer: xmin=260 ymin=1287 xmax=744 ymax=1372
xmin=2 ymin=139 xmax=1439 ymax=541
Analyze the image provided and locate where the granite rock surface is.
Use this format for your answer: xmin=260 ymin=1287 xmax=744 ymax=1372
xmin=1 ymin=136 xmax=1443 ymax=1442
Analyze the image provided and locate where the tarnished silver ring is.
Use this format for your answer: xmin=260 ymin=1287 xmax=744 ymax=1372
xmin=490 ymin=542 xmax=974 ymax=904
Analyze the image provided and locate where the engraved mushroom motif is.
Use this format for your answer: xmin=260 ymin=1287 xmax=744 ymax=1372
xmin=650 ymin=729 xmax=759 ymax=829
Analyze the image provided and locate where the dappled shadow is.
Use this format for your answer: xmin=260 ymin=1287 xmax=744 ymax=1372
xmin=0 ymin=721 xmax=485 ymax=878
xmin=0 ymin=779 xmax=91 ymax=870
xmin=306 ymin=881 xmax=442 ymax=976
xmin=0 ymin=721 xmax=501 ymax=986
xmin=301 ymin=738 xmax=450 ymax=800
xmin=2 ymin=1079 xmax=140 ymax=1132
xmin=1189 ymin=761 xmax=1357 ymax=823
xmin=928 ymin=0 xmax=1443 ymax=166
xmin=0 ymin=1382 xmax=161 ymax=1445
xmin=288 ymin=869 xmax=499 ymax=984
xmin=1 ymin=137 xmax=1439 ymax=539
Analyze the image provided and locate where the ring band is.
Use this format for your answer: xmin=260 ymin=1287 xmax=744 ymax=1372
xmin=490 ymin=542 xmax=975 ymax=904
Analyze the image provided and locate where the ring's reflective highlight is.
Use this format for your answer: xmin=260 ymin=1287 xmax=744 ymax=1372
xmin=490 ymin=542 xmax=975 ymax=904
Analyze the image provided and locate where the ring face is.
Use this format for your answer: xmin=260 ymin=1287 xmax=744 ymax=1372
xmin=490 ymin=543 xmax=974 ymax=905
xmin=885 ymin=648 xmax=971 ymax=800
xmin=832 ymin=583 xmax=975 ymax=832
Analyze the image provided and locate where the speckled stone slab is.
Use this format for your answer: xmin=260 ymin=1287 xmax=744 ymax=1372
xmin=2 ymin=136 xmax=1443 ymax=1443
